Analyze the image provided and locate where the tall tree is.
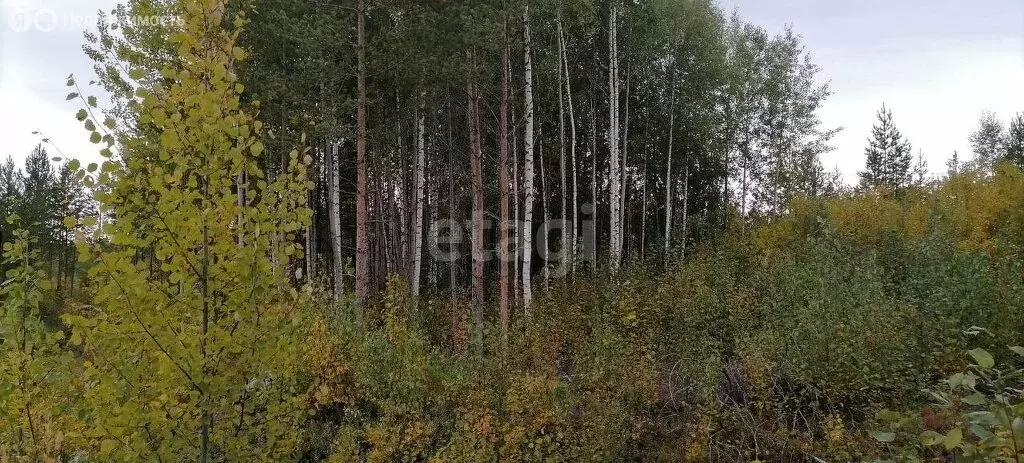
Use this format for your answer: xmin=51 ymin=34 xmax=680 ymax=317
xmin=859 ymin=104 xmax=912 ymax=192
xmin=1007 ymin=113 xmax=1024 ymax=168
xmin=522 ymin=5 xmax=536 ymax=311
xmin=498 ymin=12 xmax=511 ymax=345
xmin=968 ymin=110 xmax=1007 ymax=172
xmin=607 ymin=0 xmax=622 ymax=271
xmin=411 ymin=94 xmax=427 ymax=301
xmin=355 ymin=0 xmax=369 ymax=314
xmin=65 ymin=2 xmax=311 ymax=458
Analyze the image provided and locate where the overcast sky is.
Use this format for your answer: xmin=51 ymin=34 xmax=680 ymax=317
xmin=1 ymin=0 xmax=1023 ymax=183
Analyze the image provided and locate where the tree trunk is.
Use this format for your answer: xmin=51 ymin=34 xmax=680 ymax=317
xmin=607 ymin=1 xmax=622 ymax=271
xmin=589 ymin=96 xmax=598 ymax=270
xmin=619 ymin=66 xmax=630 ymax=256
xmin=328 ymin=141 xmax=344 ymax=299
xmin=512 ymin=86 xmax=521 ymax=306
xmin=664 ymin=67 xmax=676 ymax=262
xmin=557 ymin=17 xmax=567 ymax=277
xmin=411 ymin=93 xmax=427 ymax=304
xmin=522 ymin=5 xmax=535 ymax=312
xmin=355 ymin=0 xmax=368 ymax=318
xmin=559 ymin=24 xmax=579 ymax=274
xmin=540 ymin=136 xmax=550 ymax=289
xmin=681 ymin=162 xmax=690 ymax=261
xmin=498 ymin=21 xmax=511 ymax=347
xmin=468 ymin=56 xmax=485 ymax=339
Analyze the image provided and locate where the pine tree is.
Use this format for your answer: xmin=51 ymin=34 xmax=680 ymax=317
xmin=859 ymin=104 xmax=912 ymax=192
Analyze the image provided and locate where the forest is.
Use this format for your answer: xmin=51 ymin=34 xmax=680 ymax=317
xmin=1 ymin=0 xmax=1024 ymax=461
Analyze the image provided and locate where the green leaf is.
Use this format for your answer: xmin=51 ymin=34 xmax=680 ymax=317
xmin=66 ymin=92 xmax=79 ymax=100
xmin=84 ymin=119 xmax=96 ymax=131
xmin=87 ymin=163 xmax=98 ymax=173
xmin=871 ymin=431 xmax=895 ymax=443
xmin=919 ymin=430 xmax=943 ymax=446
xmin=963 ymin=392 xmax=987 ymax=406
xmin=969 ymin=424 xmax=995 ymax=440
xmin=944 ymin=428 xmax=962 ymax=450
xmin=251 ymin=141 xmax=265 ymax=157
xmin=968 ymin=348 xmax=995 ymax=369
xmin=76 ymin=109 xmax=88 ymax=121
xmin=90 ymin=132 xmax=102 ymax=144
xmin=103 ymin=117 xmax=116 ymax=130
xmin=1010 ymin=346 xmax=1024 ymax=357
xmin=87 ymin=95 xmax=98 ymax=107
xmin=68 ymin=159 xmax=81 ymax=171
xmin=63 ymin=216 xmax=78 ymax=229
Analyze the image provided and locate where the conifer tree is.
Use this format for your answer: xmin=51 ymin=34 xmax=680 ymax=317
xmin=859 ymin=104 xmax=912 ymax=192
xmin=63 ymin=1 xmax=312 ymax=459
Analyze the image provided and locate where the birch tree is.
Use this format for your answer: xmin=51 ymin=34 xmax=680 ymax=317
xmin=522 ymin=5 xmax=536 ymax=311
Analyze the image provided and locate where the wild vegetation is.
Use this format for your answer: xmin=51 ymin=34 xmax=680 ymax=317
xmin=2 ymin=0 xmax=1024 ymax=461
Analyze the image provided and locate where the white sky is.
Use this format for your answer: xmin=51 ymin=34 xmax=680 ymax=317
xmin=720 ymin=0 xmax=1024 ymax=182
xmin=1 ymin=0 xmax=117 ymax=167
xmin=1 ymin=0 xmax=1024 ymax=184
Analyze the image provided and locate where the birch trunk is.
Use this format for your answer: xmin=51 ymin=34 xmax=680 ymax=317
xmin=664 ymin=67 xmax=676 ymax=261
xmin=681 ymin=161 xmax=690 ymax=261
xmin=522 ymin=5 xmax=536 ymax=312
xmin=589 ymin=96 xmax=598 ymax=270
xmin=467 ymin=58 xmax=485 ymax=335
xmin=411 ymin=94 xmax=427 ymax=303
xmin=607 ymin=1 xmax=622 ymax=271
xmin=619 ymin=67 xmax=630 ymax=253
xmin=559 ymin=25 xmax=579 ymax=273
xmin=328 ymin=141 xmax=344 ymax=299
xmin=557 ymin=18 xmax=567 ymax=276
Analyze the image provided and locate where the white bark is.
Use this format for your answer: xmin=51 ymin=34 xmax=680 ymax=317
xmin=620 ymin=68 xmax=630 ymax=253
xmin=681 ymin=162 xmax=690 ymax=261
xmin=557 ymin=18 xmax=567 ymax=277
xmin=607 ymin=1 xmax=622 ymax=270
xmin=559 ymin=24 xmax=579 ymax=273
xmin=664 ymin=69 xmax=676 ymax=261
xmin=411 ymin=95 xmax=427 ymax=300
xmin=328 ymin=141 xmax=344 ymax=299
xmin=522 ymin=5 xmax=535 ymax=311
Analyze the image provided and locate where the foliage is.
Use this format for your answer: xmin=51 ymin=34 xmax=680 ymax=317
xmin=872 ymin=338 xmax=1024 ymax=462
xmin=58 ymin=0 xmax=314 ymax=460
xmin=0 ymin=217 xmax=82 ymax=460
